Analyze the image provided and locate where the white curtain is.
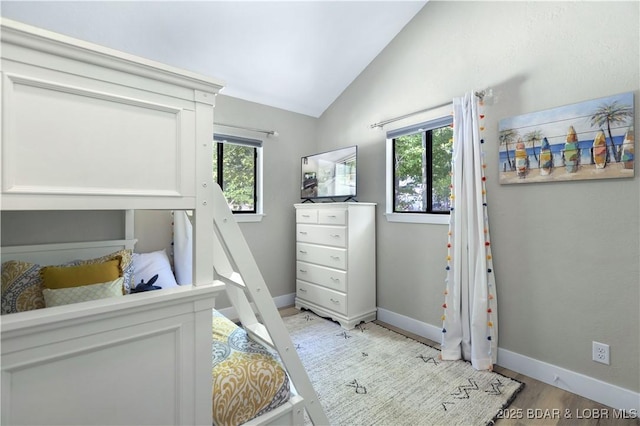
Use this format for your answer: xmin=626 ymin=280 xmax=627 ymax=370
xmin=172 ymin=210 xmax=193 ymax=285
xmin=441 ymin=92 xmax=498 ymax=371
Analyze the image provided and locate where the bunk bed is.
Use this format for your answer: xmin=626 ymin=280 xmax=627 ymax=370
xmin=0 ymin=18 xmax=324 ymax=426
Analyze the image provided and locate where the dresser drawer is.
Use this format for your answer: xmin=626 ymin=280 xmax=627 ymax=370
xmin=296 ymin=209 xmax=318 ymax=223
xmin=296 ymin=261 xmax=346 ymax=292
xmin=296 ymin=224 xmax=346 ymax=247
xmin=318 ymin=209 xmax=346 ymax=225
xmin=296 ymin=280 xmax=347 ymax=315
xmin=296 ymin=242 xmax=347 ymax=270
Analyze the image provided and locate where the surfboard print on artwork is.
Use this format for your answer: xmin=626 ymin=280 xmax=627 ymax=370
xmin=592 ymin=130 xmax=607 ymax=169
xmin=499 ymin=92 xmax=634 ymax=184
xmin=564 ymin=126 xmax=580 ymax=173
xmin=515 ymin=139 xmax=529 ymax=178
xmin=539 ymin=137 xmax=553 ymax=176
xmin=621 ymin=126 xmax=635 ymax=170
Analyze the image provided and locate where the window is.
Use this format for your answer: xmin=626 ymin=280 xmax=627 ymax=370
xmin=386 ymin=116 xmax=453 ymax=224
xmin=213 ymin=134 xmax=263 ymax=219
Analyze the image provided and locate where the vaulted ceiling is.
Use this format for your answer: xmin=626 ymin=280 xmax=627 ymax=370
xmin=1 ymin=1 xmax=427 ymax=117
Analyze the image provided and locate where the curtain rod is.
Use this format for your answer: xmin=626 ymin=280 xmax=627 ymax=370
xmin=370 ymin=90 xmax=488 ymax=129
xmin=214 ymin=122 xmax=279 ymax=137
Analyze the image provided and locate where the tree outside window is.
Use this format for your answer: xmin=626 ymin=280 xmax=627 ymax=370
xmin=391 ymin=118 xmax=453 ymax=214
xmin=213 ymin=135 xmax=261 ymax=213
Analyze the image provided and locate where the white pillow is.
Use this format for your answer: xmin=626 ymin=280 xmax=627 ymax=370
xmin=132 ymin=249 xmax=179 ymax=290
xmin=43 ymin=277 xmax=124 ymax=307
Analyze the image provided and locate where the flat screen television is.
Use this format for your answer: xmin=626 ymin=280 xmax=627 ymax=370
xmin=301 ymin=145 xmax=357 ymax=201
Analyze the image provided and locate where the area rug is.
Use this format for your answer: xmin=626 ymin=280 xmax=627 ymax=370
xmin=283 ymin=311 xmax=524 ymax=426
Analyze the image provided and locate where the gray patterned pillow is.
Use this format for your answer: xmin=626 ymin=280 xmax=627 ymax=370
xmin=1 ymin=260 xmax=45 ymax=314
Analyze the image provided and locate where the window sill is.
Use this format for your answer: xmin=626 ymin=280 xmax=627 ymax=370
xmin=234 ymin=214 xmax=264 ymax=223
xmin=384 ymin=212 xmax=449 ymax=225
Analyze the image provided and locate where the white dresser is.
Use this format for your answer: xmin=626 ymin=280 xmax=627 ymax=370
xmin=294 ymin=202 xmax=376 ymax=329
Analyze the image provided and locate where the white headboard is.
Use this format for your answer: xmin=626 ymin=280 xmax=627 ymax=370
xmin=1 ymin=239 xmax=137 ymax=265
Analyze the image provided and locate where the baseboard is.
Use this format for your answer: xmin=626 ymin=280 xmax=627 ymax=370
xmin=376 ymin=307 xmax=639 ymax=413
xmin=217 ymin=292 xmax=296 ymax=321
xmin=377 ymin=307 xmax=443 ymax=343
xmin=497 ymin=348 xmax=639 ymax=413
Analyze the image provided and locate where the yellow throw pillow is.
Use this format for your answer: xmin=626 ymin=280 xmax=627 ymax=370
xmin=41 ymin=258 xmax=121 ymax=289
xmin=43 ymin=277 xmax=124 ymax=307
xmin=73 ymin=249 xmax=134 ymax=294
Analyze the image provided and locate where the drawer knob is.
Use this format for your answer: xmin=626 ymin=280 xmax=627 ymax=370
xmin=330 ymin=234 xmax=341 ymax=238
xmin=299 ymin=288 xmax=307 ymax=292
xmin=330 ymin=255 xmax=340 ymax=260
xmin=330 ymin=298 xmax=340 ymax=304
xmin=299 ymin=231 xmax=308 ymax=235
xmin=299 ymin=269 xmax=307 ymax=273
xmin=299 ymin=250 xmax=308 ymax=254
xmin=330 ymin=277 xmax=340 ymax=282
xmin=302 ymin=214 xmax=310 ymax=217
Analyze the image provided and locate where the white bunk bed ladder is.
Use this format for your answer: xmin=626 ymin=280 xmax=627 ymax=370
xmin=211 ymin=183 xmax=329 ymax=426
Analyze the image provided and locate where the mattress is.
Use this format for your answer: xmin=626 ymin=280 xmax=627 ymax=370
xmin=211 ymin=310 xmax=290 ymax=426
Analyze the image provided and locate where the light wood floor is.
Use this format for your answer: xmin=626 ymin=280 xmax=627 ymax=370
xmin=279 ymin=307 xmax=639 ymax=426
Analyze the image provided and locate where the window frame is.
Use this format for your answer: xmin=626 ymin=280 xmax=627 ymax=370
xmin=385 ymin=116 xmax=453 ymax=225
xmin=213 ymin=134 xmax=264 ymax=222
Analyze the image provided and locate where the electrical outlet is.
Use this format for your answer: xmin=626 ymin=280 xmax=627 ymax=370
xmin=592 ymin=341 xmax=610 ymax=365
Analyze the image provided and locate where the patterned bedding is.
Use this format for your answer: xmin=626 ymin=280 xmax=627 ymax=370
xmin=212 ymin=310 xmax=290 ymax=426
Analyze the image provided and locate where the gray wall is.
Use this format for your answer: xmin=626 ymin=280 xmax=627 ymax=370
xmin=1 ymin=211 xmax=125 ymax=245
xmin=316 ymin=1 xmax=639 ymax=392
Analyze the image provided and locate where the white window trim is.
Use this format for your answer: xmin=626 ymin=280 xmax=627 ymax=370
xmin=384 ymin=116 xmax=452 ymax=225
xmin=235 ymin=213 xmax=264 ymax=223
xmin=384 ymin=211 xmax=449 ymax=225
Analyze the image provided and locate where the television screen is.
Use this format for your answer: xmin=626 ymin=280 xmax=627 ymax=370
xmin=301 ymin=146 xmax=357 ymax=200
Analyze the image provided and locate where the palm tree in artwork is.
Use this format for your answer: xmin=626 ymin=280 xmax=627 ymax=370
xmin=499 ymin=128 xmax=519 ymax=171
xmin=589 ymin=101 xmax=633 ymax=162
xmin=524 ymin=130 xmax=544 ymax=165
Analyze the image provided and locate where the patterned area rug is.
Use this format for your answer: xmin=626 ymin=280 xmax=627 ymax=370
xmin=283 ymin=311 xmax=524 ymax=426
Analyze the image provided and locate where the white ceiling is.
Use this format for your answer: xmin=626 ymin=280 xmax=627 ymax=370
xmin=1 ymin=1 xmax=426 ymax=117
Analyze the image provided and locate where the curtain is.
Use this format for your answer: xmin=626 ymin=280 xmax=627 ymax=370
xmin=172 ymin=210 xmax=193 ymax=285
xmin=440 ymin=92 xmax=498 ymax=371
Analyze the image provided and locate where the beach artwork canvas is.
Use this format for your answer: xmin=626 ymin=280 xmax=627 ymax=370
xmin=499 ymin=92 xmax=634 ymax=184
